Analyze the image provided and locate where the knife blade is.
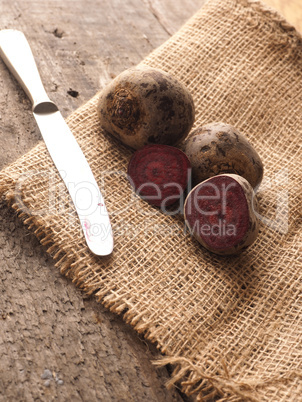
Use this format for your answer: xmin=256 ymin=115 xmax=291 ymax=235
xmin=0 ymin=29 xmax=113 ymax=256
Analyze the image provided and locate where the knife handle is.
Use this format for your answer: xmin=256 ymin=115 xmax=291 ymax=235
xmin=0 ymin=29 xmax=57 ymax=112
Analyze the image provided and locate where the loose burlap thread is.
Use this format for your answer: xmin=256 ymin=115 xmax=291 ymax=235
xmin=1 ymin=0 xmax=302 ymax=400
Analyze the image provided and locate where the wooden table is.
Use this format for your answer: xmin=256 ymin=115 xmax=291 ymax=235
xmin=0 ymin=0 xmax=300 ymax=401
xmin=0 ymin=1 xmax=203 ymax=401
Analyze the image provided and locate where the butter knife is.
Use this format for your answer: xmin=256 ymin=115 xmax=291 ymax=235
xmin=0 ymin=29 xmax=113 ymax=256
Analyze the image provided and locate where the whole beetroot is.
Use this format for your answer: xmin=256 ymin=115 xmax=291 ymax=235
xmin=184 ymin=122 xmax=263 ymax=188
xmin=97 ymin=66 xmax=195 ymax=149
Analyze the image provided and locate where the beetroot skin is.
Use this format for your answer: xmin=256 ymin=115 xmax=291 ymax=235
xmin=127 ymin=144 xmax=191 ymax=207
xmin=184 ymin=174 xmax=259 ymax=255
xmin=97 ymin=66 xmax=195 ymax=150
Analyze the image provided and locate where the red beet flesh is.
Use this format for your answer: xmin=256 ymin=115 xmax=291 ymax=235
xmin=184 ymin=175 xmax=250 ymax=251
xmin=127 ymin=144 xmax=191 ymax=207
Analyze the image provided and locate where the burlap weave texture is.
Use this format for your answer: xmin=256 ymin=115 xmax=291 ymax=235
xmin=0 ymin=0 xmax=302 ymax=400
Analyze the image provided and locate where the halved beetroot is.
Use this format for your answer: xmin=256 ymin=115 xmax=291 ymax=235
xmin=127 ymin=144 xmax=191 ymax=207
xmin=184 ymin=174 xmax=259 ymax=255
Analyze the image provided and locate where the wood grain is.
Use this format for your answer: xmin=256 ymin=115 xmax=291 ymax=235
xmin=0 ymin=0 xmax=204 ymax=401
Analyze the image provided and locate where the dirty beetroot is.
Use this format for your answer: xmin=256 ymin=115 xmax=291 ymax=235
xmin=184 ymin=174 xmax=259 ymax=255
xmin=97 ymin=66 xmax=195 ymax=150
xmin=127 ymin=144 xmax=191 ymax=207
xmin=183 ymin=122 xmax=264 ymax=188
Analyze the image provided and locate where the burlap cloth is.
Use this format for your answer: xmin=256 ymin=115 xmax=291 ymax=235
xmin=1 ymin=0 xmax=302 ymax=400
